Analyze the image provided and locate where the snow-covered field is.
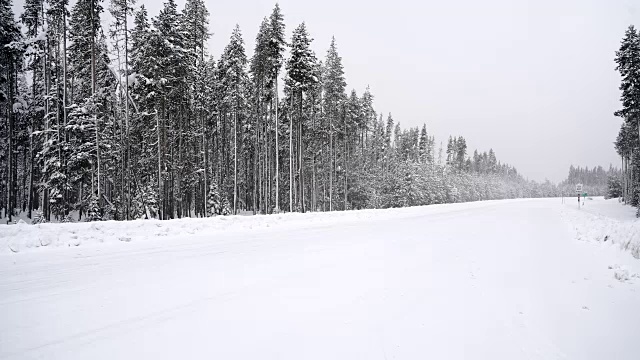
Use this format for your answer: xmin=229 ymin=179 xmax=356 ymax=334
xmin=1 ymin=198 xmax=639 ymax=359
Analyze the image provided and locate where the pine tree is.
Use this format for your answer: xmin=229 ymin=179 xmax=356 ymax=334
xmin=207 ymin=181 xmax=222 ymax=216
xmin=614 ymin=25 xmax=640 ymax=210
xmin=249 ymin=17 xmax=270 ymax=214
xmin=67 ymin=0 xmax=110 ymax=220
xmin=220 ymin=25 xmax=248 ymax=215
xmin=267 ymin=3 xmax=286 ymax=212
xmin=129 ymin=4 xmax=166 ymax=219
xmin=86 ymin=194 xmax=102 ymax=221
xmin=456 ymin=136 xmax=467 ymax=170
xmin=286 ymin=22 xmax=317 ymax=212
xmin=360 ymin=86 xmax=374 ymax=153
xmin=323 ymin=37 xmax=347 ymax=211
xmin=418 ymin=124 xmax=428 ymax=163
xmin=182 ymin=0 xmax=210 ymax=217
xmin=20 ymin=0 xmax=48 ymax=220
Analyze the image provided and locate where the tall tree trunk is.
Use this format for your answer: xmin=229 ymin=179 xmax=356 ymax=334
xmin=620 ymin=154 xmax=627 ymax=204
xmin=157 ymin=106 xmax=163 ymax=219
xmin=274 ymin=76 xmax=280 ymax=212
xmin=55 ymin=35 xmax=61 ymax=219
xmin=311 ymin=94 xmax=317 ymax=212
xmin=233 ymin=109 xmax=238 ymax=215
xmin=202 ymin=109 xmax=208 ymax=217
xmin=329 ymin=114 xmax=333 ymax=211
xmin=289 ymin=99 xmax=293 ymax=212
xmin=344 ymin=108 xmax=348 ymax=210
xmin=625 ymin=155 xmax=629 ymax=204
xmin=299 ymin=91 xmax=305 ymax=213
xmin=28 ymin=125 xmax=34 ymax=219
xmin=6 ymin=63 xmax=14 ymax=222
xmin=177 ymin=106 xmax=184 ymax=218
xmin=124 ymin=3 xmax=130 ymax=220
xmin=253 ymin=83 xmax=261 ymax=214
xmin=43 ymin=21 xmax=50 ymax=221
xmin=266 ymin=102 xmax=271 ymax=213
xmin=62 ymin=6 xmax=69 ymax=216
xmin=91 ymin=0 xmax=101 ymax=210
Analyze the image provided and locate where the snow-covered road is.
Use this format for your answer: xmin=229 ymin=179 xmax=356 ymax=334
xmin=1 ymin=199 xmax=639 ymax=359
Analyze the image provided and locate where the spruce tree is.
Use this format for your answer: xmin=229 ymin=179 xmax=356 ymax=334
xmin=268 ymin=4 xmax=286 ymax=212
xmin=614 ymin=25 xmax=640 ymax=209
xmin=323 ymin=37 xmax=346 ymax=211
xmin=286 ymin=22 xmax=317 ymax=212
xmin=418 ymin=124 xmax=428 ymax=163
xmin=220 ymin=25 xmax=248 ymax=215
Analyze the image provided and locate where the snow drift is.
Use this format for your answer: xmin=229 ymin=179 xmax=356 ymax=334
xmin=0 ymin=199 xmax=507 ymax=254
xmin=562 ymin=198 xmax=640 ymax=259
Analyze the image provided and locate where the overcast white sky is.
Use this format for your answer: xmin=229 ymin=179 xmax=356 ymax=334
xmin=12 ymin=0 xmax=639 ymax=182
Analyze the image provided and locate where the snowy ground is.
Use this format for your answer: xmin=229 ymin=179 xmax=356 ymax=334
xmin=1 ymin=198 xmax=639 ymax=359
xmin=562 ymin=197 xmax=640 ymax=259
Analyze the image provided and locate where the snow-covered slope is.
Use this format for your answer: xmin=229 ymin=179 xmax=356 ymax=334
xmin=562 ymin=197 xmax=640 ymax=259
xmin=1 ymin=198 xmax=639 ymax=360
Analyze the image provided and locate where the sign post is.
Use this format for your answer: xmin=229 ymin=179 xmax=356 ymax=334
xmin=576 ymin=184 xmax=583 ymax=209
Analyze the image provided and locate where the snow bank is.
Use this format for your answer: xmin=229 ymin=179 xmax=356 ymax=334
xmin=0 ymin=199 xmax=513 ymax=254
xmin=562 ymin=198 xmax=640 ymax=259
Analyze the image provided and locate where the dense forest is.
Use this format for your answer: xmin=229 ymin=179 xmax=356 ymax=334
xmin=559 ymin=165 xmax=619 ymax=198
xmin=0 ymin=0 xmax=622 ymax=223
xmin=614 ymin=25 xmax=640 ymax=216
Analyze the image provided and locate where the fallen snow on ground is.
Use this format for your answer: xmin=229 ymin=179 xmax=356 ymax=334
xmin=0 ymin=199 xmax=511 ymax=254
xmin=562 ymin=197 xmax=640 ymax=259
xmin=1 ymin=198 xmax=639 ymax=360
xmin=580 ymin=196 xmax=638 ymax=221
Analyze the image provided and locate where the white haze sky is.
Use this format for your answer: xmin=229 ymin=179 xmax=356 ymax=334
xmin=12 ymin=0 xmax=639 ymax=182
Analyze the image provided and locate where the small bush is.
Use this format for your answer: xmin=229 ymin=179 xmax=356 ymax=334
xmin=31 ymin=210 xmax=47 ymax=224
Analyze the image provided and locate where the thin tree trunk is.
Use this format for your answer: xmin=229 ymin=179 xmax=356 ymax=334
xmin=329 ymin=114 xmax=333 ymax=211
xmin=202 ymin=109 xmax=208 ymax=217
xmin=178 ymin=105 xmax=184 ymax=218
xmin=289 ymin=99 xmax=293 ymax=212
xmin=274 ymin=76 xmax=280 ymax=212
xmin=91 ymin=0 xmax=101 ymax=210
xmin=55 ymin=36 xmax=61 ymax=219
xmin=28 ymin=125 xmax=34 ymax=218
xmin=344 ymin=108 xmax=348 ymax=210
xmin=62 ymin=6 xmax=68 ymax=216
xmin=7 ymin=63 xmax=14 ymax=222
xmin=157 ymin=109 xmax=163 ymax=219
xmin=620 ymin=155 xmax=627 ymax=204
xmin=43 ymin=17 xmax=50 ymax=221
xmin=78 ymin=184 xmax=83 ymax=221
xmin=267 ymin=102 xmax=271 ymax=213
xmin=253 ymin=83 xmax=261 ymax=214
xmin=233 ymin=109 xmax=238 ymax=215
xmin=299 ymin=91 xmax=305 ymax=213
xmin=124 ymin=3 xmax=130 ymax=220
xmin=311 ymin=94 xmax=317 ymax=212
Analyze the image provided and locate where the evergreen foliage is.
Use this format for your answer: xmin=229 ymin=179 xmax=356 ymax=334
xmin=613 ymin=25 xmax=640 ymax=214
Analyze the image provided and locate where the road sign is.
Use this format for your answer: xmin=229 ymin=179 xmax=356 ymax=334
xmin=575 ymin=184 xmax=583 ymax=194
